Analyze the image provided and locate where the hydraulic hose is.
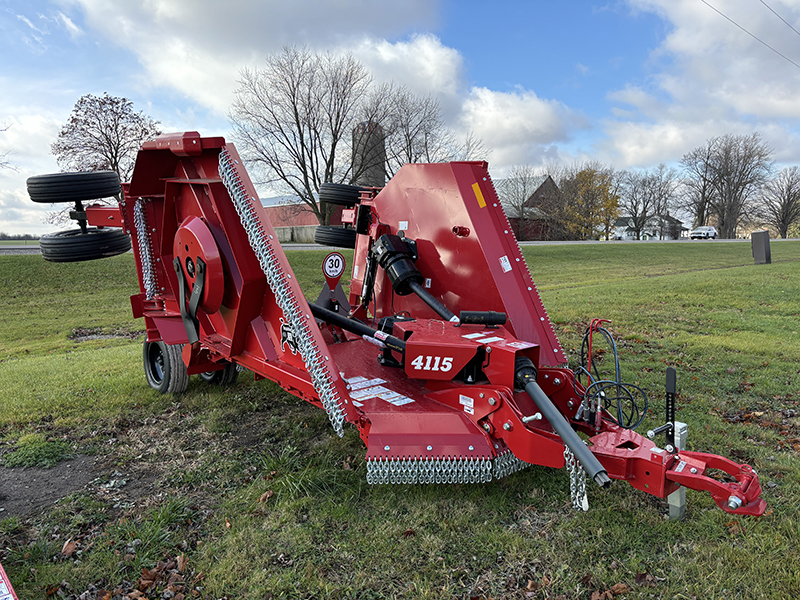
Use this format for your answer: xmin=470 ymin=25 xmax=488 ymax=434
xmin=310 ymin=303 xmax=406 ymax=354
xmin=515 ymin=357 xmax=611 ymax=487
xmin=407 ymin=280 xmax=459 ymax=322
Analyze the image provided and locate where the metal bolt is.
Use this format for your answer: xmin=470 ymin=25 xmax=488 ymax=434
xmin=567 ymin=400 xmax=574 ymax=408
xmin=503 ymin=422 xmax=512 ymax=431
xmin=384 ymin=446 xmax=390 ymax=451
xmin=544 ymin=374 xmax=549 ymax=379
xmin=666 ymin=444 xmax=675 ymax=453
xmin=553 ymin=378 xmax=562 ymax=386
xmin=427 ymin=445 xmax=433 ymax=451
xmin=690 ymin=468 xmax=698 ymax=474
xmin=488 ymin=397 xmax=496 ymax=406
xmin=522 ymin=413 xmax=542 ymax=423
xmin=727 ymin=495 xmax=743 ymax=511
xmin=468 ymin=445 xmax=475 ymax=451
xmin=479 ymin=392 xmax=485 ymax=399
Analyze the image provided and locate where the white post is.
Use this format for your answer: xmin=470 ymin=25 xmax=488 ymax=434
xmin=668 ymin=421 xmax=688 ymax=520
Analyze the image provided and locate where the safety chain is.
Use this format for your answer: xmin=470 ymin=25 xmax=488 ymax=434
xmin=133 ymin=198 xmax=157 ymax=299
xmin=365 ymin=451 xmax=531 ymax=485
xmin=564 ymin=446 xmax=588 ymax=510
xmin=218 ymin=150 xmax=346 ymax=436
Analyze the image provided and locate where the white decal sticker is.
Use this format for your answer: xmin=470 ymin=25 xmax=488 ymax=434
xmin=350 ymin=378 xmax=386 ymax=390
xmin=390 ymin=396 xmax=415 ymax=406
xmin=499 ymin=255 xmax=512 ymax=273
xmin=354 ymin=265 xmax=359 ymax=278
xmin=345 ymin=376 xmax=368 ymax=384
xmin=398 ymin=220 xmax=409 ymax=231
xmin=675 ymin=461 xmax=687 ymax=473
xmin=480 ymin=336 xmax=505 ymax=344
xmin=349 ymin=385 xmax=389 ymax=399
xmin=352 ymin=400 xmax=364 ymax=407
xmin=459 ymin=394 xmax=475 ymax=415
xmin=507 ymin=341 xmax=534 ymax=349
xmin=462 ymin=332 xmax=486 ymax=339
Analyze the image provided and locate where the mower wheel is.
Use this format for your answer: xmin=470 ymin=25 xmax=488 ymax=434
xmin=39 ymin=227 xmax=131 ymax=262
xmin=27 ymin=171 xmax=121 ymax=203
xmin=319 ymin=182 xmax=363 ymax=206
xmin=143 ymin=341 xmax=189 ymax=394
xmin=199 ymin=363 xmax=239 ymax=386
xmin=314 ymin=225 xmax=357 ymax=249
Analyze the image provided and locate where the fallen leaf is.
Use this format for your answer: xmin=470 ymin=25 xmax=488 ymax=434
xmin=402 ymin=528 xmax=415 ymax=537
xmin=177 ymin=553 xmax=188 ymax=573
xmin=127 ymin=591 xmax=144 ymax=599
xmin=541 ymin=574 xmax=552 ymax=586
xmin=611 ymin=582 xmax=631 ymax=595
xmin=225 ymin=517 xmax=232 ymax=529
xmin=526 ymin=580 xmax=539 ymax=591
xmin=580 ymin=573 xmax=594 ymax=586
xmin=634 ymin=572 xmax=657 ymax=587
xmin=61 ymin=539 xmax=77 ymax=557
xmin=259 ymin=490 xmax=274 ymax=503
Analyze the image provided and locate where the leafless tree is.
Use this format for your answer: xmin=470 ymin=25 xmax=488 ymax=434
xmin=680 ymin=133 xmax=772 ymax=238
xmin=759 ymin=166 xmax=800 ymax=238
xmin=498 ymin=165 xmax=544 ymax=240
xmin=619 ymin=164 xmax=677 ymax=240
xmin=230 ymin=47 xmax=371 ymax=225
xmin=51 ymin=93 xmax=161 ymax=181
xmin=1 ymin=124 xmax=13 ymax=170
xmin=230 ymin=48 xmax=486 ymax=225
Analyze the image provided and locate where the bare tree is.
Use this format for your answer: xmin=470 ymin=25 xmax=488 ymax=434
xmin=759 ymin=166 xmax=800 ymax=238
xmin=681 ymin=133 xmax=772 ymax=238
xmin=1 ymin=124 xmax=13 ymax=170
xmin=679 ymin=143 xmax=717 ymax=228
xmin=230 ymin=47 xmax=371 ymax=225
xmin=619 ymin=165 xmax=677 ymax=240
xmin=230 ymin=48 xmax=486 ymax=224
xmin=51 ymin=93 xmax=161 ymax=181
xmin=498 ymin=165 xmax=543 ymax=240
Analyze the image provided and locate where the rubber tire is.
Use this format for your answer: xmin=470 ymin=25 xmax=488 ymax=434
xmin=39 ymin=228 xmax=131 ymax=263
xmin=199 ymin=363 xmax=239 ymax=386
xmin=27 ymin=171 xmax=121 ymax=203
xmin=143 ymin=341 xmax=189 ymax=394
xmin=314 ymin=225 xmax=357 ymax=249
xmin=319 ymin=182 xmax=362 ymax=206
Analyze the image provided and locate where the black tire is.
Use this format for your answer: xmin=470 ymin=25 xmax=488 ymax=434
xmin=27 ymin=171 xmax=121 ymax=204
xmin=319 ymin=182 xmax=363 ymax=207
xmin=314 ymin=225 xmax=357 ymax=249
xmin=39 ymin=228 xmax=131 ymax=263
xmin=199 ymin=363 xmax=239 ymax=386
xmin=143 ymin=341 xmax=189 ymax=394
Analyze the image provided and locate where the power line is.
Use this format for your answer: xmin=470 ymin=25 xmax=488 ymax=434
xmin=700 ymin=0 xmax=800 ymax=71
xmin=759 ymin=0 xmax=800 ymax=40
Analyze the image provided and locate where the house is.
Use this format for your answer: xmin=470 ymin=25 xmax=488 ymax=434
xmin=496 ymin=175 xmax=560 ymax=241
xmin=613 ymin=214 xmax=687 ymax=240
xmin=261 ymin=197 xmax=345 ymax=243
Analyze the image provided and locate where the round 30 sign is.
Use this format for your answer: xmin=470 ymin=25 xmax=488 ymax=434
xmin=323 ymin=251 xmax=346 ymax=290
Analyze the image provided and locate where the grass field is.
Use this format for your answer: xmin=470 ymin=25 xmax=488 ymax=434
xmin=1 ymin=242 xmax=799 ymax=599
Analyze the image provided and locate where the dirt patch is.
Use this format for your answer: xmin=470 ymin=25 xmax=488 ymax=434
xmin=0 ymin=456 xmax=97 ymax=518
xmin=68 ymin=326 xmax=144 ymax=342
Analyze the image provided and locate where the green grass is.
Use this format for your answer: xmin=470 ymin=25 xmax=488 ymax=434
xmin=1 ymin=244 xmax=799 ymax=599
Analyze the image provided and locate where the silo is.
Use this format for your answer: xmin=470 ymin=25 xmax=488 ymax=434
xmin=352 ymin=121 xmax=386 ymax=187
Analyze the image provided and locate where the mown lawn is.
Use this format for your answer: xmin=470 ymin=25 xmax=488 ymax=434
xmin=0 ymin=242 xmax=799 ymax=599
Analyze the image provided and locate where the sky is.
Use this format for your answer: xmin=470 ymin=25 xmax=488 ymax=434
xmin=2 ymin=0 xmax=800 ymax=236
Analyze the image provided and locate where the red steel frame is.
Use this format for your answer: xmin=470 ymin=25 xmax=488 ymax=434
xmin=85 ymin=132 xmax=765 ymax=517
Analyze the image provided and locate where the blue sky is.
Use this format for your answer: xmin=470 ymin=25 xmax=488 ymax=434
xmin=2 ymin=0 xmax=800 ymax=235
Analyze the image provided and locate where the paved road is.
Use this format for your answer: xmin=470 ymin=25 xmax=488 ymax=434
xmin=3 ymin=237 xmax=797 ymax=256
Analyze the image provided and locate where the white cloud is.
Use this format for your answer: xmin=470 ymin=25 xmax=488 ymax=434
xmin=61 ymin=0 xmax=440 ymax=116
xmin=600 ymin=0 xmax=800 ymax=166
xmin=459 ymin=87 xmax=585 ymax=168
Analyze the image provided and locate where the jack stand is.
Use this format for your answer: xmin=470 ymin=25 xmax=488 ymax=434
xmin=668 ymin=421 xmax=688 ymax=520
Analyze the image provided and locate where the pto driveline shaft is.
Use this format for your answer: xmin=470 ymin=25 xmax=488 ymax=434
xmin=309 ymin=303 xmax=406 ymax=354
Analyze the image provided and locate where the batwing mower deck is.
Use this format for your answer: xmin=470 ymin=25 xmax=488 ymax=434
xmin=42 ymin=132 xmax=765 ymax=517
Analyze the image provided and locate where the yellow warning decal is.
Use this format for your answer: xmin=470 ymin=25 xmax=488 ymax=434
xmin=472 ymin=182 xmax=486 ymax=208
